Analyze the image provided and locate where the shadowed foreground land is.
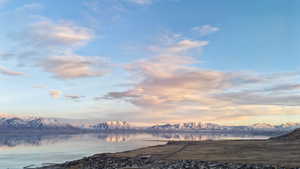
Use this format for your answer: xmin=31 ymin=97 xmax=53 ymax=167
xmin=35 ymin=129 xmax=300 ymax=169
xmin=115 ymin=139 xmax=300 ymax=167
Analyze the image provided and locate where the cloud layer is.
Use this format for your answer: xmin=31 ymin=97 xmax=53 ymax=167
xmin=102 ymin=33 xmax=300 ymax=124
xmin=3 ymin=16 xmax=108 ymax=79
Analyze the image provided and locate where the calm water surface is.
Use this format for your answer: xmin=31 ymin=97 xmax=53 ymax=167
xmin=0 ymin=133 xmax=271 ymax=169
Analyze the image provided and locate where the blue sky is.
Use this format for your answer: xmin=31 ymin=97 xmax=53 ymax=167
xmin=0 ymin=0 xmax=299 ymax=125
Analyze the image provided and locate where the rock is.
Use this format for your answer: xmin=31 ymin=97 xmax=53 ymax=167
xmin=34 ymin=155 xmax=288 ymax=169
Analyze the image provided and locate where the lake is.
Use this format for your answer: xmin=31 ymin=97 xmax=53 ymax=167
xmin=0 ymin=132 xmax=272 ymax=169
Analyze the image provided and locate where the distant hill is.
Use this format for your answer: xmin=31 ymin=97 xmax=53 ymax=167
xmin=271 ymin=128 xmax=300 ymax=140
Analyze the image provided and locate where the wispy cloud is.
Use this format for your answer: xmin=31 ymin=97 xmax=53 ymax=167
xmin=65 ymin=95 xmax=85 ymax=101
xmin=0 ymin=66 xmax=24 ymax=76
xmin=39 ymin=53 xmax=109 ymax=79
xmin=25 ymin=20 xmax=93 ymax=48
xmin=217 ymin=91 xmax=300 ymax=107
xmin=3 ymin=16 xmax=109 ymax=79
xmin=49 ymin=90 xmax=62 ymax=99
xmin=192 ymin=24 xmax=220 ymax=36
xmin=32 ymin=85 xmax=48 ymax=89
xmin=266 ymin=83 xmax=300 ymax=92
xmin=128 ymin=0 xmax=153 ymax=5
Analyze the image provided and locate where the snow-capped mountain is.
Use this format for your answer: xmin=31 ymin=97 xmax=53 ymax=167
xmin=0 ymin=113 xmax=299 ymax=132
xmin=0 ymin=117 xmax=76 ymax=129
xmin=149 ymin=122 xmax=300 ymax=132
xmin=0 ymin=113 xmax=132 ymax=131
xmin=92 ymin=121 xmax=131 ymax=130
xmin=151 ymin=122 xmax=223 ymax=130
xmin=250 ymin=123 xmax=300 ymax=131
xmin=0 ymin=113 xmax=88 ymax=130
xmin=251 ymin=123 xmax=275 ymax=129
xmin=275 ymin=122 xmax=300 ymax=130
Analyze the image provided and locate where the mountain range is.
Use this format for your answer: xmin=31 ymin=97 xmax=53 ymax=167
xmin=150 ymin=122 xmax=300 ymax=132
xmin=0 ymin=113 xmax=299 ymax=132
xmin=0 ymin=113 xmax=132 ymax=131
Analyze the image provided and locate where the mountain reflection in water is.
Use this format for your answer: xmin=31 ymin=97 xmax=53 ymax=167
xmin=0 ymin=132 xmax=272 ymax=148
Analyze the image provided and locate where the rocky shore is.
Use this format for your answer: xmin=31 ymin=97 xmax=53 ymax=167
xmin=35 ymin=153 xmax=294 ymax=169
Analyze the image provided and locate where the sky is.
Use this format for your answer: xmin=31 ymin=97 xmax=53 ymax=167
xmin=0 ymin=0 xmax=299 ymax=126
